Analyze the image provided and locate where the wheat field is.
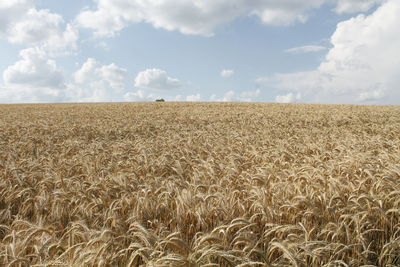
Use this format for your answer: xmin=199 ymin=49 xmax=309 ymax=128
xmin=0 ymin=102 xmax=400 ymax=266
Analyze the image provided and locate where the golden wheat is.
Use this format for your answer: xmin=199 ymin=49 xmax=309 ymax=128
xmin=0 ymin=102 xmax=399 ymax=266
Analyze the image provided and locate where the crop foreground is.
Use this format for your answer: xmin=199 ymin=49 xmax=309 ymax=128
xmin=1 ymin=102 xmax=400 ymax=266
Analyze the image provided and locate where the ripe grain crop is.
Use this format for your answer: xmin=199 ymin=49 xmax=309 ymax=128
xmin=0 ymin=102 xmax=400 ymax=266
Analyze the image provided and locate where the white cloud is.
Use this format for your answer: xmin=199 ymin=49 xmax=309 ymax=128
xmin=76 ymin=7 xmax=125 ymax=37
xmin=285 ymin=45 xmax=327 ymax=54
xmin=276 ymin=92 xmax=302 ymax=103
xmin=74 ymin=58 xmax=99 ymax=84
xmin=72 ymin=58 xmax=128 ymax=102
xmin=8 ymin=8 xmax=63 ymax=44
xmin=0 ymin=2 xmax=78 ymax=55
xmin=221 ymin=69 xmax=234 ymax=78
xmin=77 ymin=0 xmax=377 ymax=37
xmin=239 ymin=89 xmax=261 ymax=101
xmin=0 ymin=0 xmax=34 ymax=37
xmin=210 ymin=89 xmax=260 ymax=102
xmin=42 ymin=23 xmax=78 ymax=56
xmin=3 ymin=47 xmax=64 ymax=88
xmin=75 ymin=0 xmax=386 ymax=37
xmin=97 ymin=63 xmax=127 ymax=91
xmin=1 ymin=47 xmax=67 ymax=102
xmin=260 ymin=0 xmax=400 ymax=104
xmin=0 ymin=85 xmax=66 ymax=103
xmin=255 ymin=77 xmax=270 ymax=84
xmin=124 ymin=91 xmax=201 ymax=102
xmin=252 ymin=6 xmax=309 ymax=26
xmin=333 ymin=0 xmax=385 ymax=14
xmin=135 ymin=68 xmax=181 ymax=90
xmin=358 ymin=88 xmax=384 ymax=102
xmin=74 ymin=58 xmax=127 ymax=91
xmin=186 ymin=93 xmax=201 ymax=102
xmin=123 ymin=90 xmax=159 ymax=102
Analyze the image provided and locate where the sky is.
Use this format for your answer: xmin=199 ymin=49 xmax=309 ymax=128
xmin=0 ymin=0 xmax=399 ymax=104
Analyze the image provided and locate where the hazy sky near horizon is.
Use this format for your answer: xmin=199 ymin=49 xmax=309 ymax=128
xmin=0 ymin=0 xmax=399 ymax=104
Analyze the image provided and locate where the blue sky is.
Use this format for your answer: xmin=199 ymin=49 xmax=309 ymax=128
xmin=1 ymin=0 xmax=399 ymax=104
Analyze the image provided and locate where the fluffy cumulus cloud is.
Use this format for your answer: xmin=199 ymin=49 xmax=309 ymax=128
xmin=260 ymin=0 xmax=400 ymax=104
xmin=76 ymin=0 xmax=384 ymax=37
xmin=74 ymin=58 xmax=127 ymax=91
xmin=76 ymin=7 xmax=125 ymax=37
xmin=42 ymin=23 xmax=78 ymax=55
xmin=210 ymin=89 xmax=260 ymax=102
xmin=8 ymin=8 xmax=63 ymax=44
xmin=0 ymin=0 xmax=78 ymax=54
xmin=73 ymin=58 xmax=128 ymax=101
xmin=221 ymin=69 xmax=234 ymax=78
xmin=0 ymin=0 xmax=34 ymax=38
xmin=1 ymin=47 xmax=67 ymax=102
xmin=135 ymin=68 xmax=181 ymax=90
xmin=4 ymin=48 xmax=64 ymax=88
xmin=1 ymin=55 xmax=128 ymax=103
